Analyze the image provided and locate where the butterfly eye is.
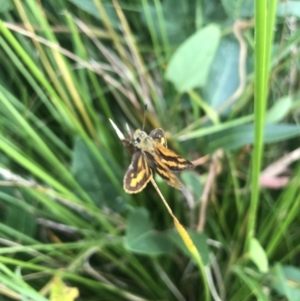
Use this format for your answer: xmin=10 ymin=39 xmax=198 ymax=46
xmin=136 ymin=137 xmax=141 ymax=143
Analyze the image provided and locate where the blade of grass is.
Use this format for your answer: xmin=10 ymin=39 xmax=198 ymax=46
xmin=246 ymin=0 xmax=276 ymax=250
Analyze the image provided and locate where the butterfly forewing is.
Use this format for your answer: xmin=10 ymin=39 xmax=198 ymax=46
xmin=123 ymin=152 xmax=152 ymax=193
xmin=153 ymin=141 xmax=194 ymax=172
xmin=121 ymin=138 xmax=135 ymax=155
xmin=149 ymin=128 xmax=167 ymax=147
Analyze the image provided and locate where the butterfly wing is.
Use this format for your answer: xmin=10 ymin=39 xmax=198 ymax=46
xmin=153 ymin=141 xmax=194 ymax=172
xmin=145 ymin=152 xmax=182 ymax=190
xmin=123 ymin=151 xmax=152 ymax=193
xmin=148 ymin=128 xmax=193 ymax=189
xmin=122 ymin=138 xmax=136 ymax=155
xmin=149 ymin=128 xmax=167 ymax=147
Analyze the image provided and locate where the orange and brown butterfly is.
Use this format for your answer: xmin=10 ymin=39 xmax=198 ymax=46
xmin=123 ymin=128 xmax=194 ymax=194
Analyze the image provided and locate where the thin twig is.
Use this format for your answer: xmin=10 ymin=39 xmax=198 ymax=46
xmin=197 ymin=150 xmax=223 ymax=232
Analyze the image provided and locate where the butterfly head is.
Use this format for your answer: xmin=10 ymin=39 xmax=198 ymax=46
xmin=133 ymin=129 xmax=148 ymax=147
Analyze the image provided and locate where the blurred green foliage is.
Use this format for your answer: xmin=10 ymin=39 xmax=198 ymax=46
xmin=0 ymin=0 xmax=300 ymax=300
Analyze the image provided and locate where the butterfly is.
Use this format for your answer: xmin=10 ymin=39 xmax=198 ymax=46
xmin=123 ymin=128 xmax=194 ymax=193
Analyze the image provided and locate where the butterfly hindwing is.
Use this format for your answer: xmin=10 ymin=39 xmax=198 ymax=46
xmin=123 ymin=152 xmax=152 ymax=193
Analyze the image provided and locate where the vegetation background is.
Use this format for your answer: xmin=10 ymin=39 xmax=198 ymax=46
xmin=0 ymin=0 xmax=300 ymax=300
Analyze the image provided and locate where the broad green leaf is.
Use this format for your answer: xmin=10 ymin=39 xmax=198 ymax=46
xmin=249 ymin=237 xmax=269 ymax=272
xmin=266 ymin=97 xmax=292 ymax=124
xmin=277 ymin=1 xmax=300 ymax=18
xmin=202 ymin=0 xmax=227 ymax=22
xmin=165 ymin=24 xmax=221 ymax=92
xmin=203 ymin=37 xmax=240 ymax=113
xmin=221 ymin=0 xmax=254 ymax=18
xmin=208 ymin=124 xmax=300 ymax=151
xmin=162 ymin=0 xmax=193 ymax=45
xmin=270 ymin=264 xmax=300 ymax=301
xmin=168 ymin=230 xmax=209 ymax=265
xmin=71 ymin=137 xmax=124 ymax=211
xmin=181 ymin=172 xmax=203 ymax=200
xmin=125 ymin=208 xmax=174 ymax=255
xmin=0 ymin=0 xmax=13 ymax=13
xmin=141 ymin=0 xmax=189 ymax=45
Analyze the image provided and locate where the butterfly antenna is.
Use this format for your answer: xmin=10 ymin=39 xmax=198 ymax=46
xmin=142 ymin=103 xmax=147 ymax=131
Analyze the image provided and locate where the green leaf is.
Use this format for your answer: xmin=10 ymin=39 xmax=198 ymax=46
xmin=277 ymin=1 xmax=300 ymax=18
xmin=221 ymin=0 xmax=254 ymax=18
xmin=125 ymin=208 xmax=174 ymax=255
xmin=0 ymin=0 xmax=13 ymax=13
xmin=165 ymin=24 xmax=221 ymax=92
xmin=203 ymin=37 xmax=240 ymax=113
xmin=71 ymin=137 xmax=124 ymax=211
xmin=181 ymin=172 xmax=203 ymax=200
xmin=266 ymin=97 xmax=292 ymax=124
xmin=141 ymin=0 xmax=189 ymax=45
xmin=168 ymin=230 xmax=209 ymax=265
xmin=249 ymin=237 xmax=269 ymax=272
xmin=162 ymin=0 xmax=194 ymax=45
xmin=270 ymin=264 xmax=300 ymax=301
xmin=209 ymin=124 xmax=300 ymax=151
